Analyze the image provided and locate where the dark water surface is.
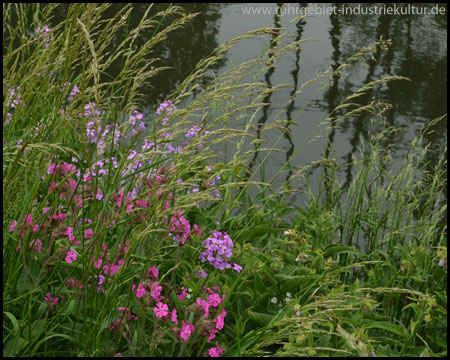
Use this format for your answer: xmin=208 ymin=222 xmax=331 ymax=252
xmin=16 ymin=4 xmax=449 ymax=205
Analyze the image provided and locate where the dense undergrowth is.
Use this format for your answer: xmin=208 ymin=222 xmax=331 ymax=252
xmin=3 ymin=4 xmax=447 ymax=357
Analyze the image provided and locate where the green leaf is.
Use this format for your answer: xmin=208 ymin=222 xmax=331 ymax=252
xmin=362 ymin=320 xmax=409 ymax=338
xmin=275 ymin=274 xmax=318 ymax=292
xmin=247 ymin=310 xmax=273 ymax=327
xmin=4 ymin=336 xmax=28 ymax=356
xmin=22 ymin=319 xmax=46 ymax=339
xmin=324 ymin=245 xmax=362 ymax=257
xmin=3 ymin=311 xmax=20 ymax=336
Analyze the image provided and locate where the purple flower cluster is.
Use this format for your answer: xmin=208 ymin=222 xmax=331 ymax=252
xmin=35 ymin=25 xmax=52 ymax=47
xmin=156 ymin=100 xmax=176 ymax=126
xmin=200 ymin=231 xmax=242 ymax=273
xmin=60 ymin=82 xmax=80 ymax=101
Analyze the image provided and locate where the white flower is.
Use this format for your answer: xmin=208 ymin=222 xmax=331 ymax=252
xmin=270 ymin=297 xmax=278 ymax=304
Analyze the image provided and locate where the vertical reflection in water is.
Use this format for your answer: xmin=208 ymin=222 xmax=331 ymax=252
xmin=283 ymin=6 xmax=307 ymax=183
xmin=246 ymin=5 xmax=282 ymax=176
xmin=343 ymin=12 xmax=392 ymax=189
xmin=322 ymin=9 xmax=341 ymax=203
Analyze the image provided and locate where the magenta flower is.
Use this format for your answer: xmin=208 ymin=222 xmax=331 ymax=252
xmin=9 ymin=220 xmax=17 ymax=232
xmin=154 ymin=302 xmax=169 ymax=318
xmin=208 ymin=342 xmax=224 ymax=357
xmin=44 ymin=293 xmax=59 ymax=305
xmin=171 ymin=308 xmax=178 ymax=324
xmin=207 ymin=292 xmax=222 ymax=308
xmin=196 ymin=298 xmax=210 ymax=318
xmin=148 ymin=266 xmax=159 ymax=279
xmin=214 ymin=309 xmax=227 ymax=330
xmin=150 ymin=282 xmax=163 ymax=301
xmin=178 ymin=287 xmax=188 ymax=302
xmin=65 ymin=249 xmax=77 ymax=264
xmin=132 ymin=283 xmax=146 ymax=298
xmin=207 ymin=329 xmax=218 ymax=343
xmin=180 ymin=320 xmax=195 ymax=342
xmin=84 ymin=228 xmax=93 ymax=239
xmin=30 ymin=239 xmax=42 ymax=253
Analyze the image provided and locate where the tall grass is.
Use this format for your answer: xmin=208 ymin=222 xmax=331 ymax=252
xmin=3 ymin=3 xmax=447 ymax=357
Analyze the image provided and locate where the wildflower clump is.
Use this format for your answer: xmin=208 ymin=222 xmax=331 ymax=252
xmin=200 ymin=231 xmax=242 ymax=273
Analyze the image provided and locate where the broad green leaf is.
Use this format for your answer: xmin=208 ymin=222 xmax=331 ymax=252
xmin=324 ymin=245 xmax=362 ymax=257
xmin=362 ymin=320 xmax=408 ymax=338
xmin=247 ymin=310 xmax=273 ymax=327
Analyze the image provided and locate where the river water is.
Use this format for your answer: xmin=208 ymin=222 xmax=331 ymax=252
xmin=12 ymin=3 xmax=449 ymax=206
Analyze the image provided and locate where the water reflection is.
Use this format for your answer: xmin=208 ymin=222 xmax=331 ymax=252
xmin=283 ymin=5 xmax=307 ymax=183
xmin=246 ymin=5 xmax=282 ymax=176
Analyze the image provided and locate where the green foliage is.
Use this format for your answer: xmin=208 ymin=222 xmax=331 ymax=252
xmin=3 ymin=3 xmax=447 ymax=358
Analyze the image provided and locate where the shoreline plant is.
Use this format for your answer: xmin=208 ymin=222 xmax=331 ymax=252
xmin=3 ymin=3 xmax=447 ymax=357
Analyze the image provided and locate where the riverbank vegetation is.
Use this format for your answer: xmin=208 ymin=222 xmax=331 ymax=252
xmin=3 ymin=4 xmax=447 ymax=357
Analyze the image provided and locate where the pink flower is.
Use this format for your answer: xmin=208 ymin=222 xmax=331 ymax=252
xmin=207 ymin=292 xmax=222 ymax=308
xmin=65 ymin=249 xmax=78 ymax=264
xmin=96 ymin=188 xmax=103 ymax=200
xmin=148 ymin=266 xmax=159 ymax=279
xmin=93 ymin=257 xmax=103 ymax=269
xmin=49 ymin=181 xmax=57 ymax=193
xmin=132 ymin=283 xmax=146 ymax=298
xmin=44 ymin=293 xmax=59 ymax=306
xmin=153 ymin=302 xmax=169 ymax=318
xmin=150 ymin=282 xmax=163 ymax=301
xmin=196 ymin=298 xmax=210 ymax=318
xmin=208 ymin=342 xmax=224 ymax=357
xmin=9 ymin=220 xmax=17 ymax=232
xmin=65 ymin=227 xmax=76 ymax=241
xmin=30 ymin=239 xmax=42 ymax=253
xmin=84 ymin=228 xmax=93 ymax=239
xmin=207 ymin=329 xmax=218 ymax=343
xmin=214 ymin=309 xmax=227 ymax=330
xmin=171 ymin=308 xmax=178 ymax=324
xmin=178 ymin=287 xmax=188 ymax=302
xmin=180 ymin=320 xmax=195 ymax=342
